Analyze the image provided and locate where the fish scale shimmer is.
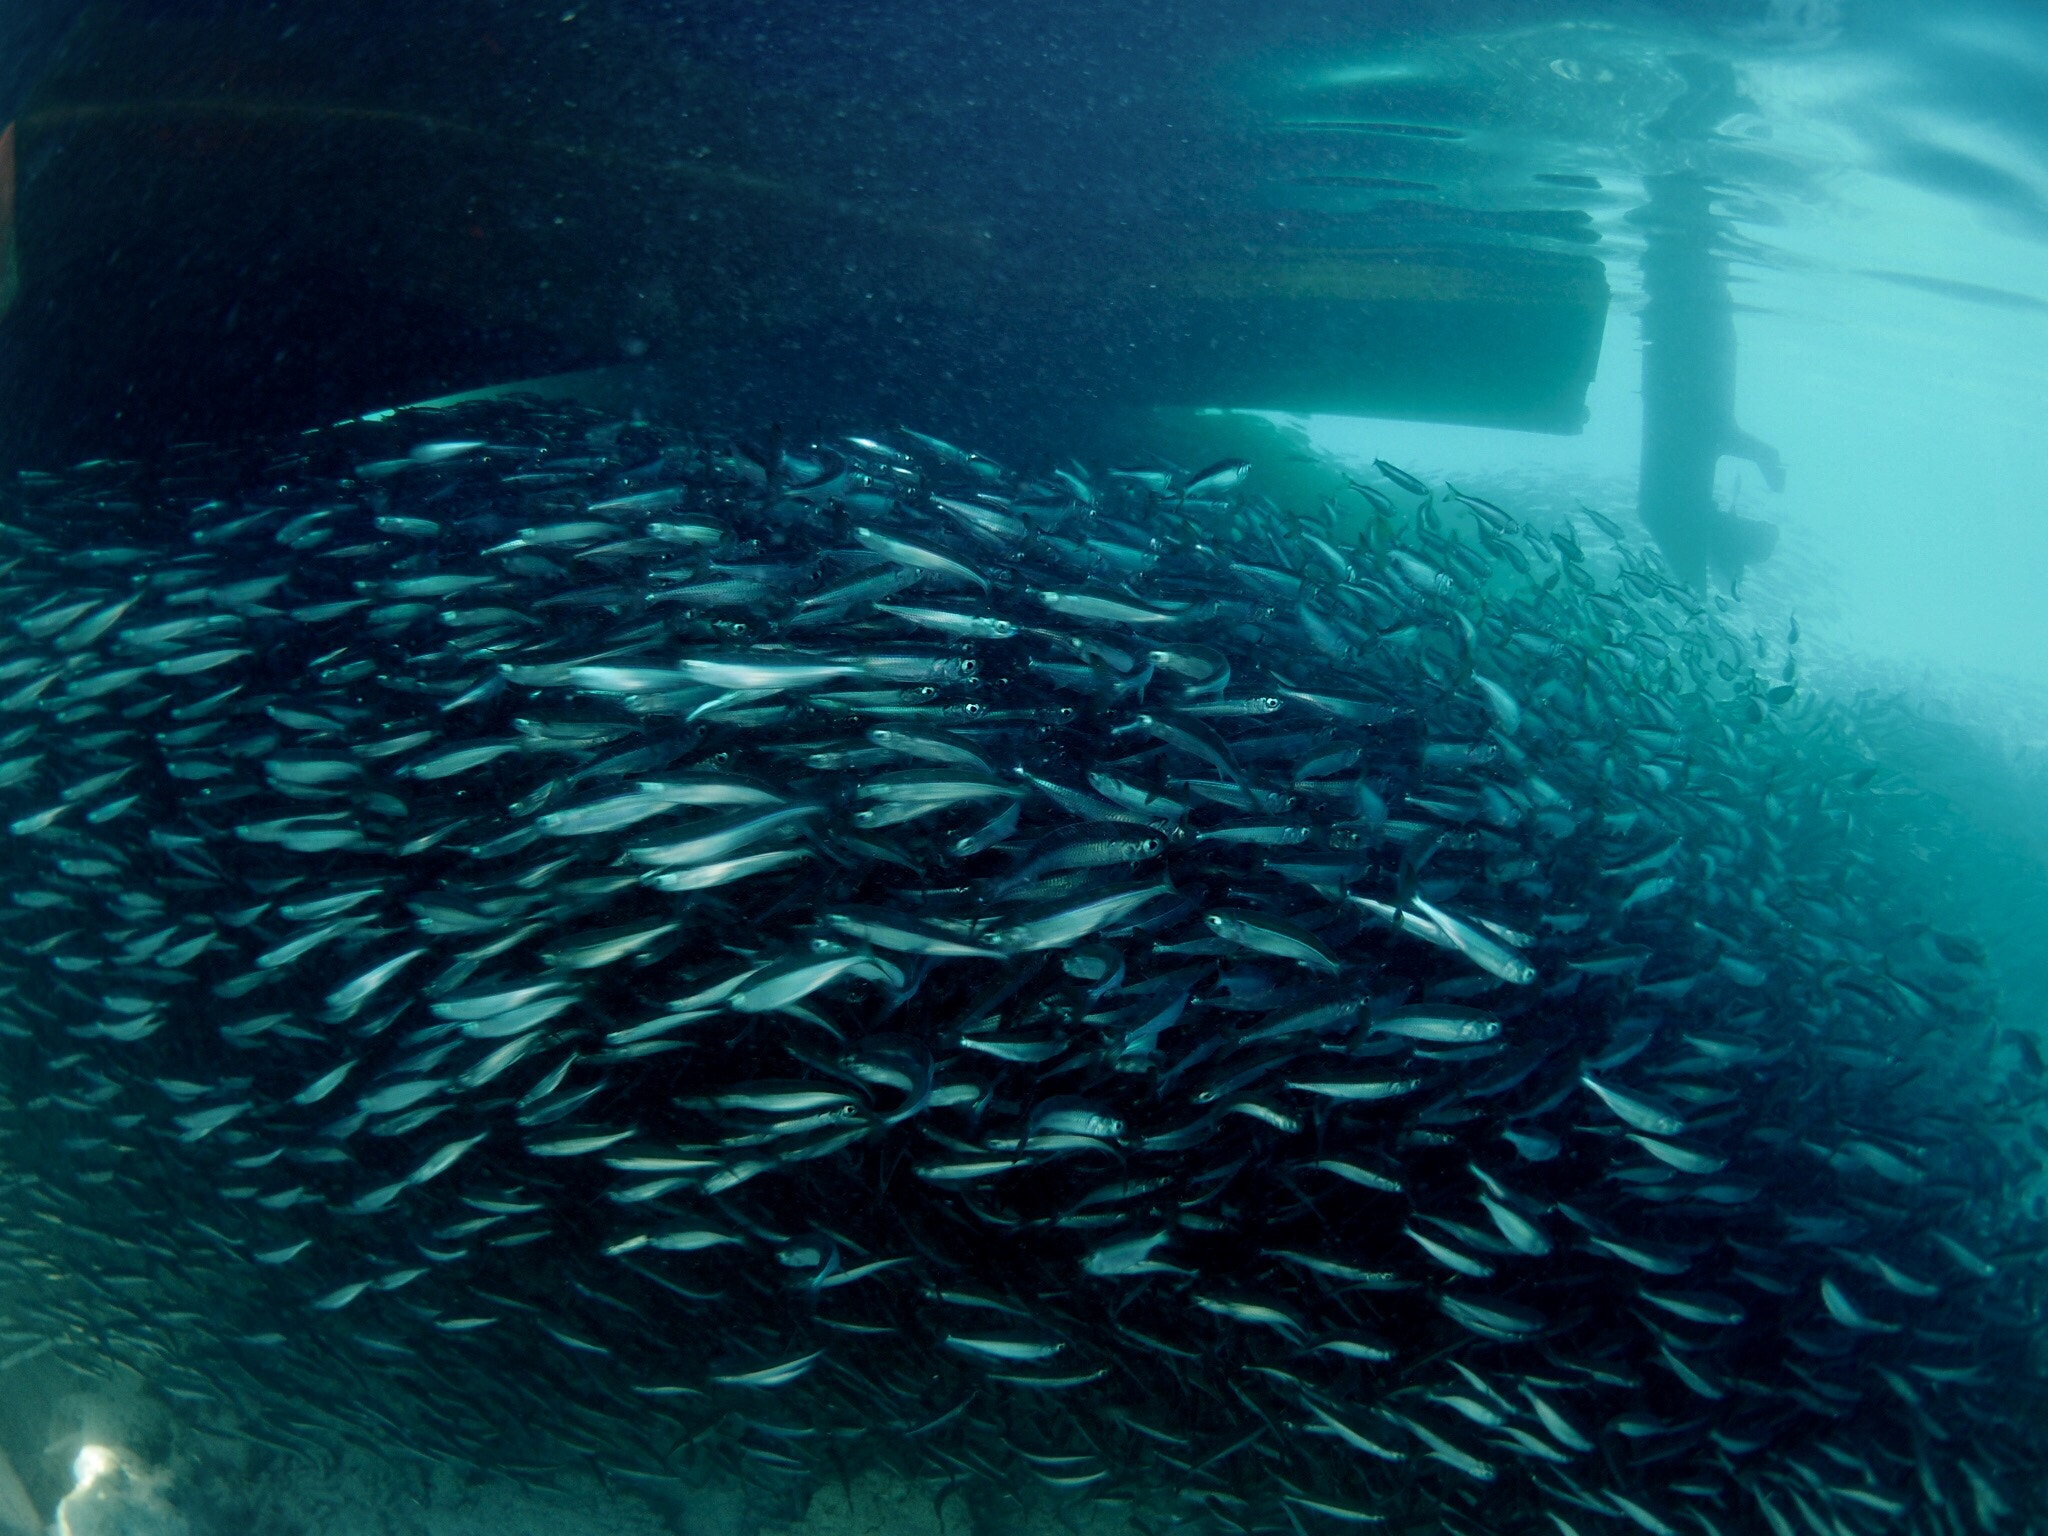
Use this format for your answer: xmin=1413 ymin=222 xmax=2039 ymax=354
xmin=0 ymin=400 xmax=2037 ymax=1536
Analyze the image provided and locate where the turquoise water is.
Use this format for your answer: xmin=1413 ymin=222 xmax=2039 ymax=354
xmin=1 ymin=5 xmax=2046 ymax=1535
xmin=1281 ymin=2 xmax=2048 ymax=699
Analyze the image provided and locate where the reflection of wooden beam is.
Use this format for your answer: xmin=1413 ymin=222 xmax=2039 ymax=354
xmin=1163 ymin=249 xmax=1604 ymax=308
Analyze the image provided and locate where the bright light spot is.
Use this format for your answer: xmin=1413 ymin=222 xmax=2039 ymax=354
xmin=71 ymin=1444 xmax=116 ymax=1490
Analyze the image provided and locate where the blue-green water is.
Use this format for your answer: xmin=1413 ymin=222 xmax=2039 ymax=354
xmin=0 ymin=5 xmax=2045 ymax=1536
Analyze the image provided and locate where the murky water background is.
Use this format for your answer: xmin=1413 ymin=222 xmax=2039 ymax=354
xmin=2 ymin=4 xmax=2045 ymax=1534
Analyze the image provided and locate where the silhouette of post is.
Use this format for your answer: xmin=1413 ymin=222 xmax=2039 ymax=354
xmin=1632 ymin=53 xmax=1785 ymax=593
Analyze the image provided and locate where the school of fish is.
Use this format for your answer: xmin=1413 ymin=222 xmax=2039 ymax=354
xmin=0 ymin=398 xmax=2040 ymax=1536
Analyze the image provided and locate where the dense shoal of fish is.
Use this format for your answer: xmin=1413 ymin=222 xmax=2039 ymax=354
xmin=0 ymin=398 xmax=2040 ymax=1536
